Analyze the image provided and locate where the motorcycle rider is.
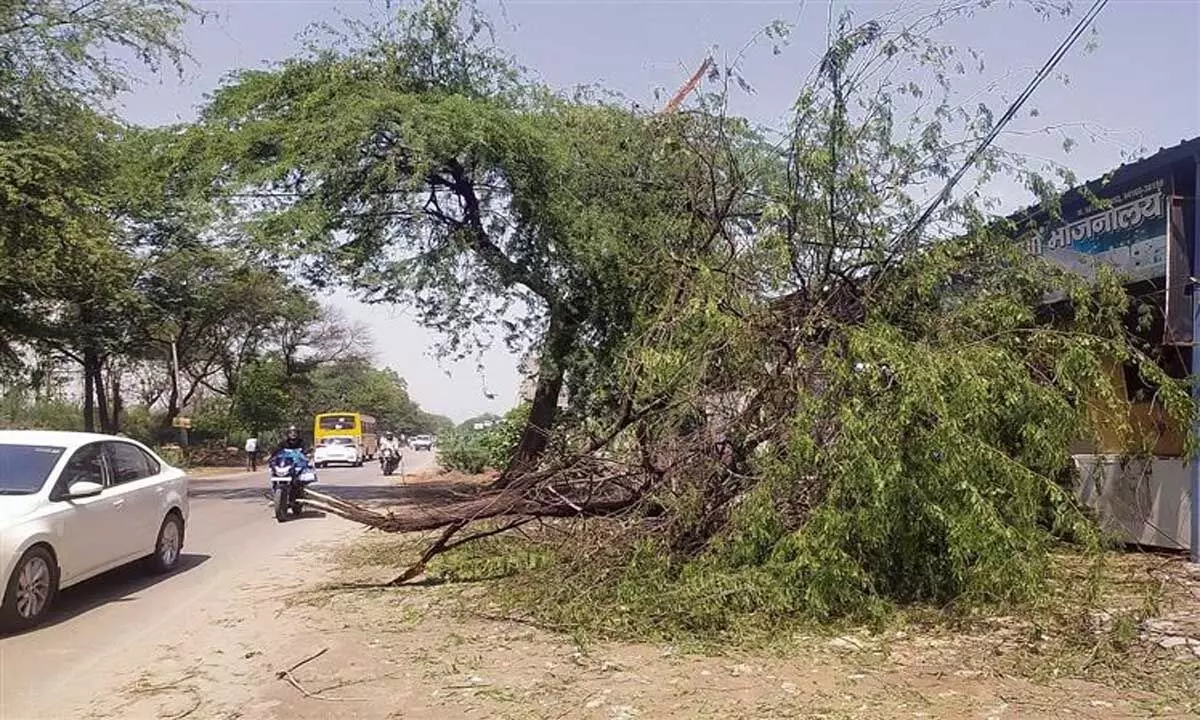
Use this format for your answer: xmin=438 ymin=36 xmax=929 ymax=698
xmin=268 ymin=426 xmax=308 ymax=466
xmin=378 ymin=430 xmax=402 ymax=469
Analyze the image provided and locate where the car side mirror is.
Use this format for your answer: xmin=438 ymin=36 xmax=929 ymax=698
xmin=65 ymin=480 xmax=104 ymax=499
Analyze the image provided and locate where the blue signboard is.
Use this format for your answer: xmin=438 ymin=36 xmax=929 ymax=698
xmin=1024 ymin=178 xmax=1169 ymax=283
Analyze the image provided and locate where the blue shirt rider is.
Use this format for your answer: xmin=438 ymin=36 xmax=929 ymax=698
xmin=270 ymin=426 xmax=308 ymax=465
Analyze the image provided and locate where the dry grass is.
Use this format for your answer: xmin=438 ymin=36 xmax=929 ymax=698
xmin=258 ymin=529 xmax=1200 ymax=720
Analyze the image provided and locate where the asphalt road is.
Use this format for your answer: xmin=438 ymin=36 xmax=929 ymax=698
xmin=0 ymin=451 xmax=435 ymax=719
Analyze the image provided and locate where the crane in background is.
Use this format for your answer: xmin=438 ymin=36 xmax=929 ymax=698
xmin=659 ymin=56 xmax=713 ymax=115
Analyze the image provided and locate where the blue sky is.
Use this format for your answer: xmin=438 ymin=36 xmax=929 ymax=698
xmin=119 ymin=0 xmax=1200 ymax=421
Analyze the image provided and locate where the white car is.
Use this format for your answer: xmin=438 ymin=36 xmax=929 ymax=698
xmin=410 ymin=434 xmax=434 ymax=451
xmin=313 ymin=436 xmax=362 ymax=468
xmin=0 ymin=431 xmax=189 ymax=631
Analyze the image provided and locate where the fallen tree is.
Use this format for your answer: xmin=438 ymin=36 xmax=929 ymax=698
xmin=190 ymin=0 xmax=1195 ymax=625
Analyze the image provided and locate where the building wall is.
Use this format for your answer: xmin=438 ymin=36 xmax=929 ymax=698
xmin=1076 ymin=455 xmax=1193 ymax=550
xmin=1072 ymin=359 xmax=1188 ymax=457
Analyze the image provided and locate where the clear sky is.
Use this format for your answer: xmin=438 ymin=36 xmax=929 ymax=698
xmin=118 ymin=0 xmax=1200 ymax=422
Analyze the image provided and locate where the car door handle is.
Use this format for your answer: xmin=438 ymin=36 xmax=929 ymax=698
xmin=155 ymin=486 xmax=164 ymax=494
xmin=112 ymin=498 xmax=125 ymax=508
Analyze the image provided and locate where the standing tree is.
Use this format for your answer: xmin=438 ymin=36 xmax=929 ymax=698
xmin=176 ymin=0 xmax=720 ymax=484
xmin=0 ymin=0 xmax=194 ymax=424
xmin=231 ymin=357 xmax=291 ymax=436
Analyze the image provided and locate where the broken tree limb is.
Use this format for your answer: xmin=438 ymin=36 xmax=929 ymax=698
xmin=441 ymin=516 xmax=537 ymax=553
xmin=296 ymin=472 xmax=646 ymax=580
xmin=493 ymin=386 xmax=666 ymax=492
xmin=300 ymin=478 xmax=640 ymax=535
xmin=389 ymin=520 xmax=468 ymax=585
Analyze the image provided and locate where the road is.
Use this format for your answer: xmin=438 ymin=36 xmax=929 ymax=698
xmin=0 ymin=451 xmax=435 ymax=720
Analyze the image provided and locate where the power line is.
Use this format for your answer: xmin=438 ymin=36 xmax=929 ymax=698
xmin=898 ymin=0 xmax=1110 ymax=248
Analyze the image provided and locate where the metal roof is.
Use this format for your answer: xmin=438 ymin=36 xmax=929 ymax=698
xmin=1015 ymin=135 xmax=1200 ymax=223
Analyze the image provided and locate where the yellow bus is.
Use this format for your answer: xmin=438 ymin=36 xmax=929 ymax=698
xmin=313 ymin=412 xmax=378 ymax=464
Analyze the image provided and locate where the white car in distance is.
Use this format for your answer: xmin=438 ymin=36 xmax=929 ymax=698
xmin=0 ymin=431 xmax=189 ymax=631
xmin=313 ymin=436 xmax=362 ymax=468
xmin=410 ymin=434 xmax=434 ymax=452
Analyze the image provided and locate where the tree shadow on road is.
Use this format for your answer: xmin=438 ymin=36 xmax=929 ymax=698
xmin=190 ymin=480 xmax=481 ymax=508
xmin=3 ymin=553 xmax=211 ymax=637
xmin=324 ymin=481 xmax=481 ymax=506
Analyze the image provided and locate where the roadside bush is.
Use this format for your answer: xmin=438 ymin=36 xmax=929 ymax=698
xmin=0 ymin=392 xmax=83 ymax=430
xmin=437 ymin=405 xmax=529 ymax=474
xmin=480 ymin=404 xmax=528 ymax=469
xmin=156 ymin=444 xmax=186 ymax=467
xmin=436 ymin=431 xmax=490 ymax=473
xmin=120 ymin=406 xmax=156 ymax=445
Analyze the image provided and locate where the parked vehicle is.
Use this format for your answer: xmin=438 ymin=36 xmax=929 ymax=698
xmin=313 ymin=436 xmax=361 ymax=468
xmin=410 ymin=434 xmax=434 ymax=451
xmin=268 ymin=449 xmax=317 ymax=522
xmin=313 ymin=412 xmax=377 ymax=461
xmin=0 ymin=431 xmax=189 ymax=631
xmin=379 ymin=446 xmax=401 ymax=476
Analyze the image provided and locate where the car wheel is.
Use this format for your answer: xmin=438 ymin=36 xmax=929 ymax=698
xmin=0 ymin=546 xmax=57 ymax=632
xmin=146 ymin=513 xmax=184 ymax=574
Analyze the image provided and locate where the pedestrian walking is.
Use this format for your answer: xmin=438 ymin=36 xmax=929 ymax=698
xmin=245 ymin=435 xmax=259 ymax=471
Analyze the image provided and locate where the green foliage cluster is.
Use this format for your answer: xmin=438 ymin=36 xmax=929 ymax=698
xmin=0 ymin=1 xmax=450 ymax=443
xmin=437 ymin=404 xmax=528 ymax=474
xmin=435 ymin=433 xmax=489 ymax=475
xmin=434 ymin=256 xmax=1193 ymax=637
xmin=255 ymin=1 xmax=1191 ymax=631
xmin=0 ymin=0 xmax=194 ymax=393
xmin=0 ymin=390 xmax=83 ymax=431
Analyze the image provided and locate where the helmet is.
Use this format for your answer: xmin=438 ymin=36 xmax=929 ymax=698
xmin=286 ymin=426 xmax=298 ymax=439
xmin=385 ymin=430 xmax=395 ymax=438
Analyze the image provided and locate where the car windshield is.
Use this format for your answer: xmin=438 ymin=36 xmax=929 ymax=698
xmin=321 ymin=437 xmax=354 ymax=446
xmin=0 ymin=444 xmax=66 ymax=495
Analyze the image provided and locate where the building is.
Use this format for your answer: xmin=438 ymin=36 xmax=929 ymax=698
xmin=1014 ymin=136 xmax=1198 ymax=554
xmin=516 ymin=348 xmax=538 ymax=405
xmin=514 ymin=347 xmax=570 ymax=410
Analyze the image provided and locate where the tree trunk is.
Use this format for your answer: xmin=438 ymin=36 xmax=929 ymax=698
xmin=495 ymin=315 xmax=575 ymax=488
xmin=164 ymin=352 xmax=180 ymax=434
xmin=82 ymin=355 xmax=95 ymax=432
xmin=91 ymin=355 xmax=112 ymax=434
xmin=109 ymin=365 xmax=123 ymax=433
xmin=497 ymin=367 xmax=564 ymax=486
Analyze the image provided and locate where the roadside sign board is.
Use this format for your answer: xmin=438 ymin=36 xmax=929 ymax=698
xmin=1023 ymin=177 xmax=1169 ymax=285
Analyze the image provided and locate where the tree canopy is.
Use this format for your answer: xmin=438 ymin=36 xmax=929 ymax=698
xmin=174 ymin=0 xmax=749 ymax=478
xmin=172 ymin=0 xmax=1197 ymax=623
xmin=2 ymin=0 xmax=1192 ymax=628
xmin=0 ymin=0 xmax=450 ymax=441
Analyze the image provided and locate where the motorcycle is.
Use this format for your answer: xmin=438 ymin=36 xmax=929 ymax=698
xmin=379 ymin=446 xmax=401 ymax=476
xmin=268 ymin=449 xmax=318 ymax=522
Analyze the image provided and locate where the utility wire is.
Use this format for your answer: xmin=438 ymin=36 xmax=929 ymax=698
xmin=898 ymin=0 xmax=1110 ymax=248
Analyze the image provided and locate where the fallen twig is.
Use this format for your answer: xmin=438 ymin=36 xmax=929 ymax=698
xmin=279 ymin=647 xmax=329 ymax=676
xmin=279 ymin=672 xmax=364 ymax=702
xmin=442 ymin=682 xmax=494 ymax=690
xmin=275 ymin=648 xmax=369 ymax=702
xmin=546 ymin=485 xmax=583 ymax=512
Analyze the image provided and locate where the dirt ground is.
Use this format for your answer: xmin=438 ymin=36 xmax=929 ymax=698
xmin=249 ymin=539 xmax=1200 ymax=720
xmin=89 ymin=472 xmax=1200 ymax=720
